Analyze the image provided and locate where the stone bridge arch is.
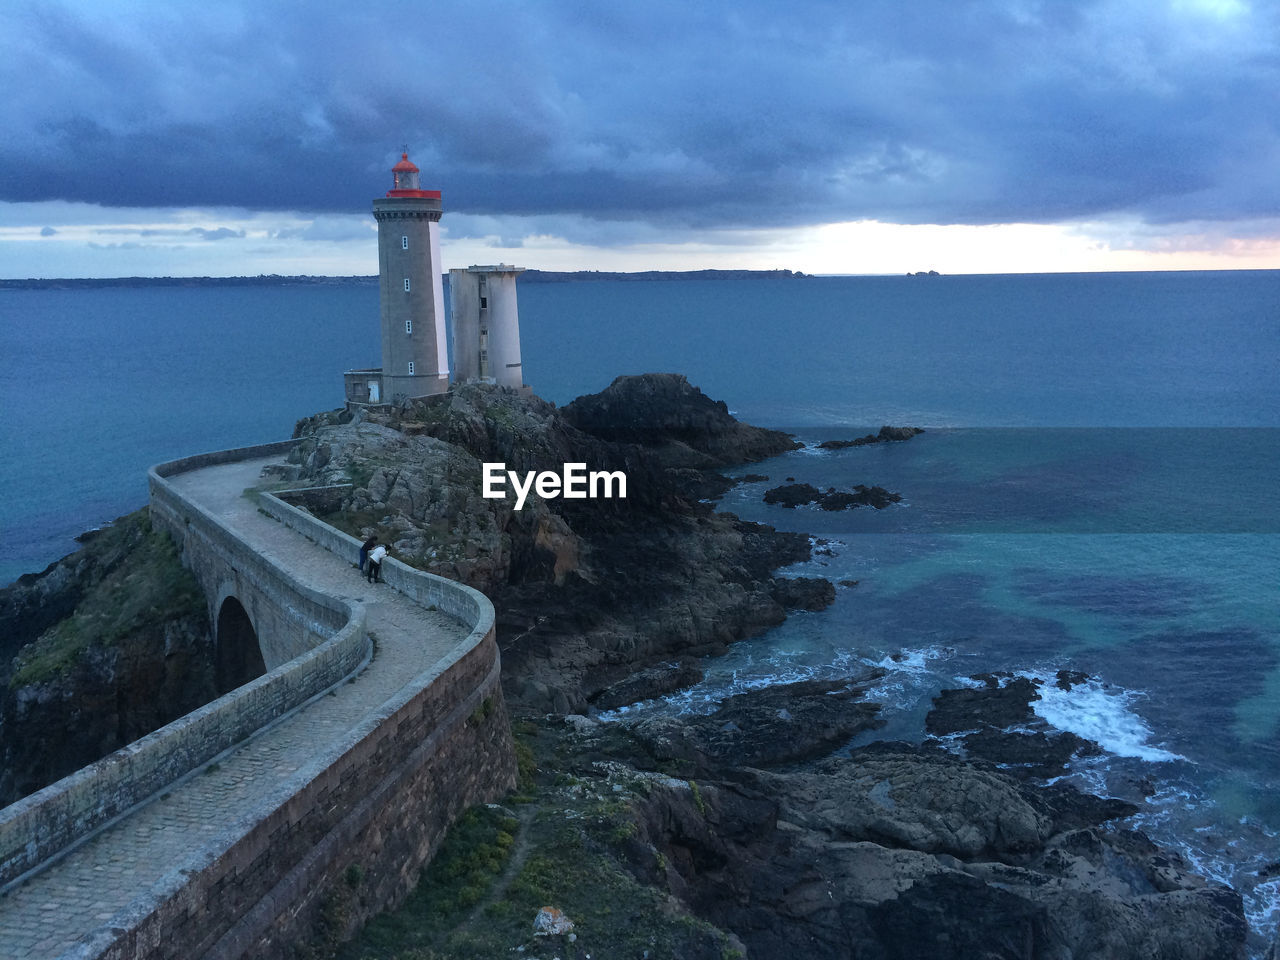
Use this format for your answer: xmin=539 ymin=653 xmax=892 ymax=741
xmin=214 ymin=594 xmax=267 ymax=695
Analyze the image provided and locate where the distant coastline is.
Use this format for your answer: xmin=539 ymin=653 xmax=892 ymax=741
xmin=0 ymin=268 xmax=811 ymax=290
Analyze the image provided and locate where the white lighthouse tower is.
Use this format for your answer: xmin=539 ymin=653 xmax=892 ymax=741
xmin=345 ymin=152 xmax=450 ymax=404
xmin=449 ymin=264 xmax=526 ymax=390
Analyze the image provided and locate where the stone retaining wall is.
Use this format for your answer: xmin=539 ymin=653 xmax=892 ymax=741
xmin=2 ymin=440 xmax=517 ymax=959
xmin=0 ymin=443 xmax=369 ymax=891
xmin=119 ymin=456 xmax=518 ymax=959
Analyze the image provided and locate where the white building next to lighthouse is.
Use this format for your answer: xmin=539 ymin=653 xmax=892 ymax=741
xmin=350 ymin=151 xmax=524 ymax=405
xmin=449 ymin=264 xmax=526 ymax=389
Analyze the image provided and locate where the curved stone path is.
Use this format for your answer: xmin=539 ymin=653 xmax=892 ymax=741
xmin=0 ymin=456 xmax=467 ymax=960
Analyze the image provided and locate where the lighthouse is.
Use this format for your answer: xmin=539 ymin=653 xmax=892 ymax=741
xmin=344 ymin=151 xmax=529 ymax=404
xmin=345 ymin=153 xmax=450 ymax=404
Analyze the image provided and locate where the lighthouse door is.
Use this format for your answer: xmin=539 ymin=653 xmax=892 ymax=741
xmin=368 ymin=380 xmax=380 ymax=403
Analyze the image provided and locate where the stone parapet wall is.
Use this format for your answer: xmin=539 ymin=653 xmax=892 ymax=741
xmin=149 ymin=453 xmax=353 ymax=669
xmin=99 ymin=463 xmax=515 ymax=958
xmin=274 ymin=483 xmax=352 ymax=517
xmin=2 ymin=441 xmax=516 ymax=959
xmin=258 ymin=487 xmax=490 ymax=629
xmin=83 ymin=630 xmax=511 ymax=960
xmin=0 ymin=444 xmax=369 ymax=891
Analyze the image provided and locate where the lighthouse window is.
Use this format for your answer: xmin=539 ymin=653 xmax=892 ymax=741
xmin=408 ymin=361 xmax=415 ymax=375
xmin=480 ymin=296 xmax=488 ymax=308
xmin=406 ymin=319 xmax=412 ymax=334
xmin=404 ymin=278 xmax=411 ymax=292
xmin=401 ymin=236 xmax=409 ymax=250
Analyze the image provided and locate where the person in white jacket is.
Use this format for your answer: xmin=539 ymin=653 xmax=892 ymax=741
xmin=367 ymin=543 xmax=388 ymax=584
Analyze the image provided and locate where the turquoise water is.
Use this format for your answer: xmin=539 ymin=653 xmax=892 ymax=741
xmin=3 ymin=271 xmax=1279 ymax=950
xmin=619 ymin=428 xmax=1280 ymax=953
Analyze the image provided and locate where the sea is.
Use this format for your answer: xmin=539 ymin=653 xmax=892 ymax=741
xmin=2 ymin=270 xmax=1279 ymax=953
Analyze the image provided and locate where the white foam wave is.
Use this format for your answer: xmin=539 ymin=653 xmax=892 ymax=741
xmin=1028 ymin=676 xmax=1184 ymax=763
xmin=794 ymin=441 xmax=833 ymax=456
xmin=598 ymin=644 xmax=961 ymax=723
xmin=869 ymin=645 xmax=954 ymax=675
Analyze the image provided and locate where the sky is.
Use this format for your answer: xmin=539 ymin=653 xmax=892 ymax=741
xmin=1 ymin=0 xmax=1278 ymax=277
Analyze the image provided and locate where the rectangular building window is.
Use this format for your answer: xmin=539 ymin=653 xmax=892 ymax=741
xmin=405 ymin=319 xmax=412 ymax=334
xmin=408 ymin=361 xmax=415 ymax=375
xmin=401 ymin=236 xmax=409 ymax=249
xmin=480 ymin=296 xmax=488 ymax=308
xmin=404 ymin=278 xmax=411 ymax=292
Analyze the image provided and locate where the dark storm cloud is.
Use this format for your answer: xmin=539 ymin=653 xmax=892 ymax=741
xmin=2 ymin=0 xmax=1277 ymax=230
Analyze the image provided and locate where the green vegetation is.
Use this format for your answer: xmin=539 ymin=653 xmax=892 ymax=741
xmin=332 ymin=719 xmax=738 ymax=960
xmin=690 ymin=779 xmax=707 ymax=817
xmin=346 ymin=462 xmax=376 ymax=491
xmin=9 ymin=510 xmax=206 ymax=687
xmin=337 ymin=804 xmax=519 ymax=959
xmin=469 ymin=695 xmax=496 ymax=726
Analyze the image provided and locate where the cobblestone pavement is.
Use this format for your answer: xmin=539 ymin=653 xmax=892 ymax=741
xmin=0 ymin=456 xmax=468 ymax=959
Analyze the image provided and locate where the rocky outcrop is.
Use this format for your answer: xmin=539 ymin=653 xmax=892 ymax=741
xmin=925 ymin=672 xmax=1104 ymax=779
xmin=0 ymin=510 xmax=214 ymax=805
xmin=548 ymin=676 xmax=1247 ymax=960
xmin=288 ymin=378 xmax=825 ymax=714
xmin=561 ymin=373 xmax=800 ymax=468
xmin=817 ymin=425 xmax=925 ymax=449
xmin=625 ymin=675 xmax=885 ymax=772
xmin=763 ymin=482 xmax=902 ymax=510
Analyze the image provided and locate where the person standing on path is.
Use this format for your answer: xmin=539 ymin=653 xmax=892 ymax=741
xmin=359 ymin=534 xmax=379 ymax=574
xmin=367 ymin=543 xmax=388 ymax=583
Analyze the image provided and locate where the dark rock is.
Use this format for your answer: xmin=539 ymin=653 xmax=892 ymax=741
xmin=877 ymin=425 xmax=925 ymax=442
xmin=590 ymin=659 xmax=705 ymax=711
xmin=848 ymin=484 xmax=903 ymax=508
xmin=958 ymin=727 xmax=1101 ymax=779
xmin=924 ymin=675 xmax=1106 ymax=779
xmin=769 ymin=576 xmax=836 ymax=611
xmin=1055 ymin=668 xmax=1092 ymax=690
xmin=816 ymin=435 xmax=878 ymax=449
xmin=866 ymin=870 xmax=1046 ymax=958
xmin=0 ymin=510 xmax=215 ymax=806
xmin=547 ymin=699 xmax=1245 ymax=960
xmin=762 ymin=482 xmax=902 ymax=511
xmin=762 ymin=482 xmax=821 ymax=508
xmin=628 ymin=675 xmax=886 ymax=773
xmin=816 ymin=490 xmax=861 ymax=510
xmin=561 ymin=373 xmax=800 ymax=468
xmin=292 ymin=381 xmax=820 ymax=715
xmin=666 ymin=467 xmax=735 ymax=502
xmin=817 ymin=426 xmax=924 ymax=449
xmin=925 ymin=675 xmax=1040 ymax=735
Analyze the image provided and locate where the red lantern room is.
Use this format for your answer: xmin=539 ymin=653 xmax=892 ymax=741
xmin=386 ymin=152 xmax=440 ymax=199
